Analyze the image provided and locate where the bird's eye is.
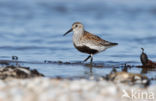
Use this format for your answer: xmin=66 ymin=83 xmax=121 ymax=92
xmin=75 ymin=25 xmax=78 ymax=27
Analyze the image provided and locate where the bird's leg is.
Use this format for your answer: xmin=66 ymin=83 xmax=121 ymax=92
xmin=90 ymin=54 xmax=93 ymax=64
xmin=89 ymin=54 xmax=93 ymax=73
xmin=83 ymin=55 xmax=91 ymax=62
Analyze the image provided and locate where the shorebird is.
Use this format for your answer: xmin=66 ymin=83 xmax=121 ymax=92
xmin=64 ymin=22 xmax=118 ymax=63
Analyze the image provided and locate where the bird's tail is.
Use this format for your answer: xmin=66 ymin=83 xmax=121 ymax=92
xmin=105 ymin=42 xmax=118 ymax=49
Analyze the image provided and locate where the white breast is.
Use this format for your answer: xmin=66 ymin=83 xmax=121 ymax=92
xmin=72 ymin=29 xmax=84 ymax=46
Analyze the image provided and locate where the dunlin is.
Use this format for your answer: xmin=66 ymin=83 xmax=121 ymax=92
xmin=64 ymin=22 xmax=118 ymax=63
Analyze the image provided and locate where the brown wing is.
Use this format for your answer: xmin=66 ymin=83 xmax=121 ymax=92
xmin=81 ymin=31 xmax=118 ymax=46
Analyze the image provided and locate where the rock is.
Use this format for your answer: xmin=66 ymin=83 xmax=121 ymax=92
xmin=0 ymin=66 xmax=44 ymax=80
xmin=108 ymin=71 xmax=150 ymax=87
xmin=140 ymin=48 xmax=156 ymax=68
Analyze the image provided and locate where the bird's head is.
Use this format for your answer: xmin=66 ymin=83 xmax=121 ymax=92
xmin=63 ymin=22 xmax=84 ymax=36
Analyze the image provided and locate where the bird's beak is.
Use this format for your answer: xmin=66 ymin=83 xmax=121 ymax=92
xmin=63 ymin=28 xmax=73 ymax=36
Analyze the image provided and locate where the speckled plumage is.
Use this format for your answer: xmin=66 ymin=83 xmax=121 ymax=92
xmin=64 ymin=22 xmax=118 ymax=63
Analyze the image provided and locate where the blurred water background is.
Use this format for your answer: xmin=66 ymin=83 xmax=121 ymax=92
xmin=0 ymin=0 xmax=155 ymax=84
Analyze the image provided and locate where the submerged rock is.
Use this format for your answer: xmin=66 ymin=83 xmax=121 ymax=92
xmin=108 ymin=71 xmax=150 ymax=87
xmin=0 ymin=66 xmax=44 ymax=80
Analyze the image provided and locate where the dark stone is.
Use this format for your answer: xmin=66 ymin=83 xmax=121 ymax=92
xmin=31 ymin=69 xmax=44 ymax=77
xmin=140 ymin=48 xmax=156 ymax=68
xmin=12 ymin=56 xmax=18 ymax=60
xmin=140 ymin=48 xmax=148 ymax=65
xmin=0 ymin=61 xmax=9 ymax=65
xmin=58 ymin=61 xmax=63 ymax=64
xmin=0 ymin=66 xmax=44 ymax=80
xmin=16 ymin=69 xmax=28 ymax=78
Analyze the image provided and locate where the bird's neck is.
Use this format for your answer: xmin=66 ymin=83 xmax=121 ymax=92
xmin=73 ymin=29 xmax=84 ymax=38
xmin=72 ymin=29 xmax=84 ymax=45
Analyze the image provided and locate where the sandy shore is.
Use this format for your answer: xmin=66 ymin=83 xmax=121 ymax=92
xmin=0 ymin=77 xmax=155 ymax=101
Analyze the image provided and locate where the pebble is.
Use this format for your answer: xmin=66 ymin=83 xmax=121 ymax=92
xmin=0 ymin=78 xmax=155 ymax=101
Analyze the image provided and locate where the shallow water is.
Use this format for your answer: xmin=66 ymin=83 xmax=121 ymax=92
xmin=0 ymin=0 xmax=156 ymax=84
